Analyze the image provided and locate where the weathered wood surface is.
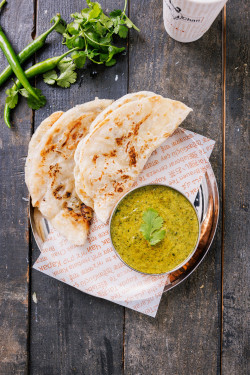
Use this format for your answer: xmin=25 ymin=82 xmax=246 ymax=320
xmin=124 ymin=1 xmax=222 ymax=374
xmin=0 ymin=0 xmax=248 ymax=374
xmin=0 ymin=1 xmax=34 ymax=374
xmin=29 ymin=1 xmax=126 ymax=374
xmin=222 ymin=1 xmax=249 ymax=374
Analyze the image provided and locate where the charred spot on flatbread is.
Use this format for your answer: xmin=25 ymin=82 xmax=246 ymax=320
xmin=80 ymin=204 xmax=93 ymax=224
xmin=53 ymin=184 xmax=64 ymax=200
xmin=128 ymin=146 xmax=137 ymax=167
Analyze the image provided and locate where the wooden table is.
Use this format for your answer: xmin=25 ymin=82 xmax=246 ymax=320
xmin=0 ymin=1 xmax=248 ymax=374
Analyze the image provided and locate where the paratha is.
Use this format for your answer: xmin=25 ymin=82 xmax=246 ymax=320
xmin=25 ymin=99 xmax=113 ymax=245
xmin=74 ymin=94 xmax=192 ymax=223
xmin=74 ymin=92 xmax=156 ymax=209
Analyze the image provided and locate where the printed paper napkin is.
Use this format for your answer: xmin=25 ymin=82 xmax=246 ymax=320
xmin=34 ymin=128 xmax=215 ymax=317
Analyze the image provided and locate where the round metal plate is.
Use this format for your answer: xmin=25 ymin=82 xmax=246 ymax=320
xmin=30 ymin=158 xmax=219 ymax=293
xmin=163 ymin=162 xmax=219 ymax=292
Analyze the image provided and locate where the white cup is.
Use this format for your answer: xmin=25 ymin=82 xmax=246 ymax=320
xmin=163 ymin=0 xmax=228 ymax=43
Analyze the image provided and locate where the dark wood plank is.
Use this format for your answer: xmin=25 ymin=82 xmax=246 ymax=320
xmin=0 ymin=0 xmax=34 ymax=373
xmin=222 ymin=1 xmax=249 ymax=373
xmin=124 ymin=1 xmax=223 ymax=374
xmin=29 ymin=1 xmax=127 ymax=374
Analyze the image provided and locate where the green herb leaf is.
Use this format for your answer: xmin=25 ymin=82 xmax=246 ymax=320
xmin=56 ymin=59 xmax=77 ymax=88
xmin=105 ymin=58 xmax=116 ymax=67
xmin=109 ymin=9 xmax=122 ymax=17
xmin=67 ymin=21 xmax=80 ymax=35
xmin=99 ymin=12 xmax=113 ymax=28
xmin=123 ymin=15 xmax=140 ymax=31
xmin=71 ymin=50 xmax=86 ymax=68
xmin=64 ymin=34 xmax=78 ymax=49
xmin=57 ymin=57 xmax=74 ymax=72
xmin=20 ymin=88 xmax=46 ymax=110
xmin=81 ymin=7 xmax=91 ymax=20
xmin=5 ymin=87 xmax=19 ymax=109
xmin=51 ymin=15 xmax=67 ymax=34
xmin=140 ymin=208 xmax=166 ymax=246
xmin=118 ymin=25 xmax=128 ymax=38
xmin=73 ymin=36 xmax=85 ymax=49
xmin=149 ymin=230 xmax=166 ymax=246
xmin=43 ymin=58 xmax=77 ymax=88
xmin=107 ymin=45 xmax=125 ymax=62
xmin=71 ymin=12 xmax=83 ymax=20
xmin=56 ymin=70 xmax=77 ymax=88
xmin=18 ymin=88 xmax=29 ymax=98
xmin=43 ymin=70 xmax=58 ymax=85
xmin=88 ymin=2 xmax=102 ymax=19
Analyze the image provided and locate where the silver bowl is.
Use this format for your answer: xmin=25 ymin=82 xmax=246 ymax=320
xmin=109 ymin=184 xmax=201 ymax=276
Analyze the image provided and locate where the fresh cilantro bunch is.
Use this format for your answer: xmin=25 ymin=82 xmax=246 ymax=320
xmin=140 ymin=209 xmax=166 ymax=246
xmin=44 ymin=0 xmax=139 ymax=87
xmin=64 ymin=0 xmax=139 ymax=67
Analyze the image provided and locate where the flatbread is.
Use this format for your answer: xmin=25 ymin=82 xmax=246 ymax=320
xmin=74 ymin=94 xmax=192 ymax=223
xmin=25 ymin=99 xmax=113 ymax=245
xmin=74 ymin=92 xmax=156 ymax=208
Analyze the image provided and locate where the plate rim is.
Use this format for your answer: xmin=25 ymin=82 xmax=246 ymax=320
xmin=163 ymin=162 xmax=219 ymax=292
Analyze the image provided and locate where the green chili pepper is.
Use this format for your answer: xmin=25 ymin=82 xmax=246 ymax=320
xmin=0 ymin=14 xmax=62 ymax=87
xmin=0 ymin=25 xmax=42 ymax=102
xmin=0 ymin=0 xmax=6 ymax=10
xmin=4 ymin=48 xmax=77 ymax=128
xmin=3 ymin=102 xmax=11 ymax=128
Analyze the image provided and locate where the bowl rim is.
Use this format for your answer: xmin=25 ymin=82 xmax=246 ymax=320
xmin=109 ymin=183 xmax=201 ymax=276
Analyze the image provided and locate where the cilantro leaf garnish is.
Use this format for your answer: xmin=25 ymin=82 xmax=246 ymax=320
xmin=19 ymin=88 xmax=46 ymax=110
xmin=56 ymin=67 xmax=77 ymax=88
xmin=43 ymin=70 xmax=58 ymax=85
xmin=43 ymin=58 xmax=77 ymax=88
xmin=57 ymin=57 xmax=74 ymax=72
xmin=140 ymin=209 xmax=166 ymax=246
xmin=5 ymin=85 xmax=46 ymax=112
xmin=117 ymin=25 xmax=128 ymax=38
xmin=71 ymin=50 xmax=86 ymax=68
xmin=5 ymin=87 xmax=19 ymax=109
xmin=51 ymin=15 xmax=67 ymax=35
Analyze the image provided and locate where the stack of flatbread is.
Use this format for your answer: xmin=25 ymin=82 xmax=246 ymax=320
xmin=25 ymin=92 xmax=192 ymax=245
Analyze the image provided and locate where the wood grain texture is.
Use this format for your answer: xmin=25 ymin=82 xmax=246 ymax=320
xmin=124 ymin=1 xmax=222 ymax=374
xmin=0 ymin=0 xmax=248 ymax=374
xmin=222 ymin=1 xmax=249 ymax=374
xmin=29 ymin=1 xmax=126 ymax=374
xmin=0 ymin=0 xmax=34 ymax=374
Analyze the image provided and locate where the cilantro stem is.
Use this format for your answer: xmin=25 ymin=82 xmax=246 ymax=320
xmin=83 ymin=31 xmax=111 ymax=48
xmin=123 ymin=0 xmax=128 ymax=13
xmin=87 ymin=56 xmax=103 ymax=64
xmin=122 ymin=0 xmax=140 ymax=32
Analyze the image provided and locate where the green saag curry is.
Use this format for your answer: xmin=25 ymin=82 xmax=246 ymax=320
xmin=110 ymin=185 xmax=199 ymax=274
